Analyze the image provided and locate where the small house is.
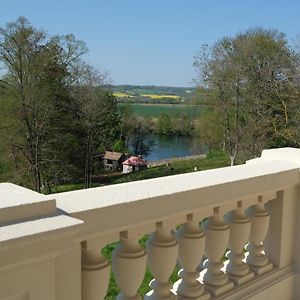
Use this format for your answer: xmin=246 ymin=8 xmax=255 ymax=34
xmin=122 ymin=156 xmax=147 ymax=174
xmin=103 ymin=151 xmax=126 ymax=171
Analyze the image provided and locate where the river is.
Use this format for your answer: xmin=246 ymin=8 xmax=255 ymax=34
xmin=144 ymin=134 xmax=203 ymax=161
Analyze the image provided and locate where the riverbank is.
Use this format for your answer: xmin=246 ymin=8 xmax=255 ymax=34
xmin=147 ymin=154 xmax=206 ymax=168
xmin=50 ymin=150 xmax=228 ymax=194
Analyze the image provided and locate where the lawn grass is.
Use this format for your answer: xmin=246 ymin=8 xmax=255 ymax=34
xmin=112 ymin=150 xmax=229 ymax=184
xmin=51 ymin=151 xmax=228 ymax=193
xmin=51 ymin=150 xmax=229 ymax=194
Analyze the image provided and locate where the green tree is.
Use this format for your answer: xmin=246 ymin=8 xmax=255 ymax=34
xmin=0 ymin=17 xmax=87 ymax=191
xmin=195 ymin=109 xmax=223 ymax=151
xmin=194 ymin=28 xmax=300 ymax=164
xmin=70 ymin=65 xmax=121 ymax=187
xmin=172 ymin=112 xmax=193 ymax=136
xmin=156 ymin=112 xmax=172 ymax=134
xmin=130 ymin=118 xmax=154 ymax=156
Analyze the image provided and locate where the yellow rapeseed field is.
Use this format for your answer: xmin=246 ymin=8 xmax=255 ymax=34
xmin=141 ymin=94 xmax=180 ymax=99
xmin=114 ymin=92 xmax=181 ymax=100
xmin=113 ymin=92 xmax=133 ymax=97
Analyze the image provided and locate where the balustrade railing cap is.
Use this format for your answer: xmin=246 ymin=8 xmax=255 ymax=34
xmin=50 ymin=159 xmax=298 ymax=216
xmin=0 ymin=183 xmax=57 ymax=224
xmin=247 ymin=147 xmax=300 ymax=166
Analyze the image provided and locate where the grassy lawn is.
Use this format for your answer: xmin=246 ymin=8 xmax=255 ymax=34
xmin=112 ymin=150 xmax=229 ymax=184
xmin=51 ymin=150 xmax=229 ymax=194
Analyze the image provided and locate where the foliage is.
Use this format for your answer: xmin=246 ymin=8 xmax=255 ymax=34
xmin=155 ymin=111 xmax=194 ymax=136
xmin=118 ymin=104 xmax=155 ymax=156
xmin=0 ymin=17 xmax=82 ymax=191
xmin=118 ymin=103 xmax=202 ymax=119
xmin=195 ymin=109 xmax=224 ymax=151
xmin=156 ymin=112 xmax=173 ymax=134
xmin=194 ymin=28 xmax=300 ymax=165
xmin=69 ymin=66 xmax=121 ymax=188
xmin=0 ymin=17 xmax=121 ymax=191
xmin=130 ymin=118 xmax=155 ymax=156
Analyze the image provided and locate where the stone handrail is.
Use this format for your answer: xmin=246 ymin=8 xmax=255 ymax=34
xmin=1 ymin=148 xmax=300 ymax=300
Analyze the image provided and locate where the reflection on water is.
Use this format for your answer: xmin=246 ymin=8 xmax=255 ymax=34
xmin=144 ymin=134 xmax=202 ymax=161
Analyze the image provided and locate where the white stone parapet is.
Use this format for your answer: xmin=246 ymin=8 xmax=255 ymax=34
xmin=1 ymin=147 xmax=300 ymax=300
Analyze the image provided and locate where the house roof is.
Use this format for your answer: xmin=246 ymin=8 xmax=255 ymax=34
xmin=122 ymin=156 xmax=147 ymax=166
xmin=104 ymin=151 xmax=124 ymax=161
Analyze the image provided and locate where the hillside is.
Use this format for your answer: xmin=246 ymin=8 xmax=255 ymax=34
xmin=112 ymin=85 xmax=197 ymax=104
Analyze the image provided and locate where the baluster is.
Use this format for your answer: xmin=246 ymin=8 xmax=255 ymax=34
xmin=202 ymin=207 xmax=233 ymax=297
xmin=225 ymin=201 xmax=254 ymax=285
xmin=112 ymin=231 xmax=147 ymax=300
xmin=145 ymin=221 xmax=178 ymax=300
xmin=246 ymin=197 xmax=273 ymax=275
xmin=82 ymin=244 xmax=110 ymax=300
xmin=174 ymin=214 xmax=210 ymax=300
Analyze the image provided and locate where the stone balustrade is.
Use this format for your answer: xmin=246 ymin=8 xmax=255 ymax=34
xmin=1 ymin=148 xmax=300 ymax=300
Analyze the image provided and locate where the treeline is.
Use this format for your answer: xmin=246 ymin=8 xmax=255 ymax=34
xmin=156 ymin=112 xmax=194 ymax=135
xmin=0 ymin=17 xmax=143 ymax=191
xmin=116 ymin=95 xmax=183 ymax=105
xmin=194 ymin=28 xmax=300 ymax=165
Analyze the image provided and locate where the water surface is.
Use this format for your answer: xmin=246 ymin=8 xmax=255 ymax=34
xmin=144 ymin=134 xmax=202 ymax=161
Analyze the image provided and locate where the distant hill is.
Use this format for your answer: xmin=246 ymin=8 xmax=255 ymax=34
xmin=112 ymin=85 xmax=197 ymax=104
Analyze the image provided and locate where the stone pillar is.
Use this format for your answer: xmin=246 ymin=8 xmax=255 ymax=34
xmin=174 ymin=214 xmax=209 ymax=300
xmin=202 ymin=207 xmax=233 ymax=297
xmin=145 ymin=221 xmax=178 ymax=300
xmin=246 ymin=196 xmax=273 ymax=275
xmin=82 ymin=245 xmax=110 ymax=300
xmin=225 ymin=201 xmax=254 ymax=285
xmin=112 ymin=231 xmax=147 ymax=300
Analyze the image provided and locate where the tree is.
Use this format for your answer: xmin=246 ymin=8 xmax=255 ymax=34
xmin=194 ymin=28 xmax=300 ymax=165
xmin=172 ymin=112 xmax=193 ymax=136
xmin=130 ymin=118 xmax=154 ymax=156
xmin=195 ymin=109 xmax=223 ymax=151
xmin=118 ymin=104 xmax=135 ymax=150
xmin=70 ymin=65 xmax=121 ymax=188
xmin=156 ymin=112 xmax=172 ymax=134
xmin=0 ymin=17 xmax=87 ymax=191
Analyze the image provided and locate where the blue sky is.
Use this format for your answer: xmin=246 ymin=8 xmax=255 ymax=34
xmin=1 ymin=0 xmax=300 ymax=86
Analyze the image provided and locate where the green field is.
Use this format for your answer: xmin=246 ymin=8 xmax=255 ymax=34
xmin=118 ymin=103 xmax=202 ymax=118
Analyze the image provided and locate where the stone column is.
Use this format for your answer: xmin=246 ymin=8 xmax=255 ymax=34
xmin=202 ymin=207 xmax=233 ymax=297
xmin=82 ymin=245 xmax=110 ymax=300
xmin=112 ymin=231 xmax=147 ymax=300
xmin=225 ymin=201 xmax=254 ymax=285
xmin=175 ymin=214 xmax=209 ymax=300
xmin=145 ymin=221 xmax=178 ymax=300
xmin=246 ymin=196 xmax=273 ymax=275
